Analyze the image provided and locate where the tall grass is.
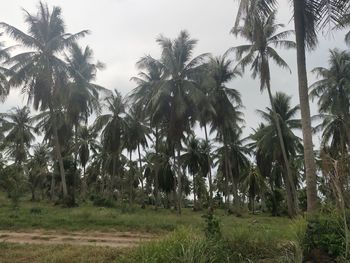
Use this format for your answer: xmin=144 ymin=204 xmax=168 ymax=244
xmin=120 ymin=226 xmax=302 ymax=263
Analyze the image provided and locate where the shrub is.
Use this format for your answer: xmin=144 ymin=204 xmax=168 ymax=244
xmin=202 ymin=212 xmax=221 ymax=239
xmin=92 ymin=196 xmax=115 ymax=208
xmin=302 ymin=213 xmax=346 ymax=259
xmin=30 ymin=207 xmax=42 ymax=214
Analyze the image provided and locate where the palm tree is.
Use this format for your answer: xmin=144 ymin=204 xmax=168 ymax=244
xmin=28 ymin=143 xmax=51 ymax=201
xmin=124 ymin=106 xmax=151 ymax=206
xmin=231 ymin=11 xmax=297 ymax=215
xmin=207 ymin=54 xmax=243 ymax=208
xmin=76 ymin=126 xmax=98 ymax=198
xmin=310 ymin=49 xmax=350 ymax=148
xmin=94 ymin=89 xmax=127 ymax=197
xmin=181 ymin=136 xmax=207 ymax=210
xmin=65 ymin=43 xmax=105 ymax=126
xmin=0 ymin=34 xmax=11 ymax=100
xmin=140 ymin=31 xmax=208 ymax=214
xmin=234 ymin=0 xmax=350 ymax=213
xmin=250 ymin=92 xmax=302 ymax=217
xmin=0 ymin=106 xmax=35 ymax=165
xmin=242 ymin=166 xmax=267 ymax=214
xmin=1 ymin=2 xmax=88 ymax=199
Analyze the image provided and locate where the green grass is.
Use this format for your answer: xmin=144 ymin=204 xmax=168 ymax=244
xmin=0 ymin=242 xmax=125 ymax=263
xmin=0 ymin=194 xmax=304 ymax=262
xmin=0 ymin=194 xmax=293 ymax=236
xmin=119 ymin=227 xmax=303 ymax=263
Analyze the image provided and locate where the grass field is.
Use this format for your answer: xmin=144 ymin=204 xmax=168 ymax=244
xmin=0 ymin=195 xmax=302 ymax=262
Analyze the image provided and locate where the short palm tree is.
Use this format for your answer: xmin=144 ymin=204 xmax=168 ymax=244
xmin=28 ymin=143 xmax=50 ymax=201
xmin=0 ymin=106 xmax=35 ymax=165
xmin=181 ymin=136 xmax=207 ymax=209
xmin=1 ymin=2 xmax=88 ymax=198
xmin=242 ymin=166 xmax=267 ymax=214
xmin=94 ymin=89 xmax=127 ymax=196
xmin=250 ymin=92 xmax=301 ymax=217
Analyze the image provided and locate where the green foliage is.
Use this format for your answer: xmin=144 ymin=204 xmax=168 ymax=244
xmin=302 ymin=214 xmax=346 ymax=259
xmin=202 ymin=212 xmax=221 ymax=239
xmin=0 ymin=165 xmax=26 ymax=208
xmin=29 ymin=207 xmax=42 ymax=214
xmin=91 ymin=195 xmax=115 ymax=208
xmin=121 ymin=226 xmax=300 ymax=263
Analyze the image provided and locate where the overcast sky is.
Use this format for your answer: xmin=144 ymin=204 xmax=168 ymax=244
xmin=1 ymin=0 xmax=349 ymax=142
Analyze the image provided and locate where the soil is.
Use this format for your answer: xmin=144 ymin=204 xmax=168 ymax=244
xmin=0 ymin=230 xmax=156 ymax=248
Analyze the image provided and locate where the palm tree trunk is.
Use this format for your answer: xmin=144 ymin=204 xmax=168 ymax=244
xmin=293 ymin=0 xmax=318 ymax=213
xmin=138 ymin=144 xmax=145 ymax=208
xmin=193 ymin=173 xmax=196 ymax=210
xmin=154 ymin=126 xmax=160 ymax=210
xmin=112 ymin=154 xmax=116 ymax=199
xmin=177 ymin=147 xmax=182 ymax=215
xmin=49 ymin=105 xmax=68 ymax=199
xmin=50 ymin=173 xmax=55 ymax=200
xmin=204 ymin=125 xmax=213 ymax=208
xmin=266 ymin=79 xmax=297 ymax=217
xmin=224 ymin=142 xmax=230 ymax=209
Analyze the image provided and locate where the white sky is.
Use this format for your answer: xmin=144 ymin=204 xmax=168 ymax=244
xmin=0 ymin=0 xmax=349 ymax=144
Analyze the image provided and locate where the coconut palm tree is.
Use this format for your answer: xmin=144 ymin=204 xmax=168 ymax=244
xmin=124 ymin=106 xmax=151 ymax=206
xmin=0 ymin=106 xmax=35 ymax=165
xmin=94 ymin=89 xmax=127 ymax=197
xmin=234 ymin=0 xmax=350 ymax=213
xmin=0 ymin=2 xmax=88 ymax=199
xmin=310 ymin=49 xmax=350 ymax=148
xmin=0 ymin=34 xmax=11 ymax=100
xmin=250 ymin=92 xmax=302 ymax=217
xmin=181 ymin=136 xmax=207 ymax=210
xmin=140 ymin=31 xmax=208 ymax=214
xmin=231 ymin=11 xmax=297 ymax=215
xmin=207 ymin=54 xmax=244 ymax=208
xmin=242 ymin=166 xmax=267 ymax=214
xmin=65 ymin=43 xmax=105 ymax=126
xmin=28 ymin=143 xmax=51 ymax=201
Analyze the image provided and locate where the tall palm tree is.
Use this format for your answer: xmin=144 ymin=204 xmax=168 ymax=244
xmin=0 ymin=106 xmax=35 ymax=165
xmin=1 ymin=2 xmax=88 ymax=198
xmin=94 ymin=89 xmax=127 ymax=197
xmin=231 ymin=11 xmax=297 ymax=215
xmin=207 ymin=54 xmax=243 ymax=208
xmin=140 ymin=31 xmax=208 ymax=214
xmin=234 ymin=0 xmax=350 ymax=213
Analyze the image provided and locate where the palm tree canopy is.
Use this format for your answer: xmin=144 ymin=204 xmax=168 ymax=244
xmin=1 ymin=1 xmax=88 ymax=110
xmin=230 ymin=11 xmax=295 ymax=91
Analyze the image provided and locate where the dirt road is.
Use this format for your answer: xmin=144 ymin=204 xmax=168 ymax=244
xmin=0 ymin=230 xmax=155 ymax=248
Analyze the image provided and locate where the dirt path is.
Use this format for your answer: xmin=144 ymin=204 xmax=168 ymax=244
xmin=0 ymin=230 xmax=156 ymax=248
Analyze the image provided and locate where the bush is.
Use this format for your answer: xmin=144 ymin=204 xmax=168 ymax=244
xmin=202 ymin=212 xmax=221 ymax=239
xmin=302 ymin=213 xmax=346 ymax=259
xmin=92 ymin=196 xmax=115 ymax=208
xmin=30 ymin=207 xmax=42 ymax=214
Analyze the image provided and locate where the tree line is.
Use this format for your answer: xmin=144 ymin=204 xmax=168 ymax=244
xmin=0 ymin=1 xmax=349 ymax=217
